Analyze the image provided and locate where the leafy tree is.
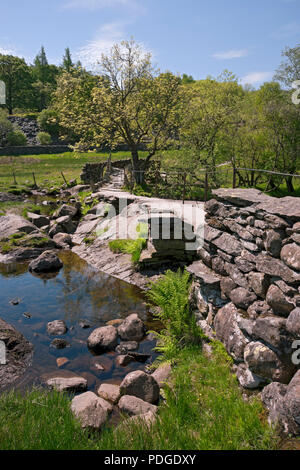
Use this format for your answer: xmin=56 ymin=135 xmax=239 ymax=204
xmin=54 ymin=40 xmax=181 ymax=182
xmin=32 ymin=46 xmax=59 ymax=110
xmin=274 ymin=44 xmax=300 ymax=87
xmin=0 ymin=55 xmax=34 ymax=114
xmin=0 ymin=109 xmax=13 ymax=145
xmin=179 ymin=76 xmax=243 ymax=173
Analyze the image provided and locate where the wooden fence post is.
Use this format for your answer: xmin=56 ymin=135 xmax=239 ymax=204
xmin=182 ymin=172 xmax=187 ymax=202
xmin=12 ymin=170 xmax=17 ymax=185
xmin=32 ymin=172 xmax=37 ymax=188
xmin=232 ymin=166 xmax=237 ymax=189
xmin=204 ymin=171 xmax=208 ymax=202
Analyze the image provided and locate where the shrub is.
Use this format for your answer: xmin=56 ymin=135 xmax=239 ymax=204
xmin=37 ymin=131 xmax=51 ymax=145
xmin=37 ymin=108 xmax=60 ymax=137
xmin=0 ymin=110 xmax=13 ymax=146
xmin=6 ymin=130 xmax=27 ymax=146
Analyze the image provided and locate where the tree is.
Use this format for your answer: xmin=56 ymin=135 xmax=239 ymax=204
xmin=0 ymin=55 xmax=33 ymax=114
xmin=54 ymin=40 xmax=181 ymax=182
xmin=32 ymin=46 xmax=59 ymax=110
xmin=179 ymin=76 xmax=243 ymax=173
xmin=62 ymin=47 xmax=74 ymax=72
xmin=274 ymin=44 xmax=300 ymax=87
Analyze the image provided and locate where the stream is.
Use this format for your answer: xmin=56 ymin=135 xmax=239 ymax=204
xmin=0 ymin=251 xmax=159 ymax=393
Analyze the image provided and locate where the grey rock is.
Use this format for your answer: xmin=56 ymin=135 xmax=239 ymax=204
xmin=0 ymin=214 xmax=37 ymax=240
xmin=244 ymin=341 xmax=295 ymax=383
xmin=236 ymin=364 xmax=266 ymax=390
xmin=265 ymin=230 xmax=283 ymax=258
xmin=214 ymin=303 xmax=248 ymax=362
xmin=87 ymin=325 xmax=118 ymax=353
xmin=220 ymin=277 xmax=237 ymax=299
xmin=211 ymin=232 xmax=243 ymax=257
xmin=118 ymin=395 xmax=158 ymax=416
xmin=50 ymin=338 xmax=70 ymax=349
xmin=47 ymin=320 xmax=68 ymax=336
xmin=151 ymin=363 xmax=171 ymax=388
xmin=281 ymin=243 xmax=300 ymax=271
xmin=98 ymin=384 xmax=121 ymax=404
xmin=55 ymin=204 xmax=78 ymax=219
xmin=247 ymin=272 xmax=270 ymax=298
xmin=252 ymin=316 xmax=288 ymax=349
xmin=229 ymin=287 xmax=257 ymax=310
xmin=120 ymin=370 xmax=159 ymax=404
xmin=42 ymin=370 xmax=87 ymax=392
xmin=247 ymin=300 xmax=273 ymax=319
xmin=266 ymin=285 xmax=294 ymax=317
xmin=71 ymin=391 xmax=108 ymax=429
xmin=0 ymin=317 xmax=33 ymax=391
xmin=53 ymin=233 xmax=72 ymax=248
xmin=256 ymin=254 xmax=300 ymax=284
xmin=29 ymin=251 xmax=63 ymax=273
xmin=286 ymin=308 xmax=300 ymax=337
xmin=117 ymin=314 xmax=145 ymax=342
xmin=27 ymin=212 xmax=50 ymax=229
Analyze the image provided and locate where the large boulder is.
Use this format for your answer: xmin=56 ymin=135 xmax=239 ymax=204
xmin=262 ymin=371 xmax=300 ymax=436
xmin=71 ymin=392 xmax=108 ymax=429
xmin=252 ymin=316 xmax=288 ymax=350
xmin=117 ymin=314 xmax=145 ymax=342
xmin=118 ymin=395 xmax=158 ymax=416
xmin=0 ymin=214 xmax=37 ymax=240
xmin=120 ymin=370 xmax=159 ymax=404
xmin=53 ymin=233 xmax=72 ymax=249
xmin=214 ymin=303 xmax=248 ymax=362
xmin=28 ymin=251 xmax=63 ymax=273
xmin=244 ymin=341 xmax=295 ymax=384
xmin=87 ymin=325 xmax=118 ymax=353
xmin=0 ymin=318 xmax=33 ymax=390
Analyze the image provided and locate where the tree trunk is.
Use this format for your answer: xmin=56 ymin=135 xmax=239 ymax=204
xmin=131 ymin=149 xmax=147 ymax=184
xmin=285 ymin=176 xmax=295 ymax=193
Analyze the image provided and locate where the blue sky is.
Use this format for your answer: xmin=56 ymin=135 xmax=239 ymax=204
xmin=0 ymin=0 xmax=299 ymax=86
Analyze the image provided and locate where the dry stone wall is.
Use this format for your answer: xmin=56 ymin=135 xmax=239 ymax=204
xmin=188 ymin=188 xmax=300 ymax=434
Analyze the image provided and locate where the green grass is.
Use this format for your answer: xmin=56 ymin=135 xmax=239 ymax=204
xmin=0 ymin=151 xmax=144 ymax=192
xmin=109 ymin=238 xmax=147 ymax=264
xmin=0 ymin=388 xmax=93 ymax=450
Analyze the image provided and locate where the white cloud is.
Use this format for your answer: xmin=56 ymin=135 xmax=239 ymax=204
xmin=212 ymin=49 xmax=249 ymax=60
xmin=241 ymin=72 xmax=273 ymax=86
xmin=0 ymin=45 xmax=17 ymax=56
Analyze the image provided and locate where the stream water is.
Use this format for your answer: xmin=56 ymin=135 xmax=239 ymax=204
xmin=0 ymin=251 xmax=159 ymax=393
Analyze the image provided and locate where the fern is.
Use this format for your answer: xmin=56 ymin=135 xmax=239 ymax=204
xmin=148 ymin=269 xmax=203 ymax=362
